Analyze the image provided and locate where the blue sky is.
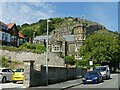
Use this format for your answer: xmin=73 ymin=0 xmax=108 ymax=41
xmin=0 ymin=2 xmax=118 ymax=32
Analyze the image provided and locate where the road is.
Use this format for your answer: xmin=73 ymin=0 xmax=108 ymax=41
xmin=0 ymin=82 xmax=23 ymax=90
xmin=0 ymin=74 xmax=119 ymax=90
xmin=66 ymin=74 xmax=119 ymax=89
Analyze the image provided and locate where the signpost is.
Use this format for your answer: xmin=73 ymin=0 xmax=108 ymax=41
xmin=89 ymin=60 xmax=93 ymax=71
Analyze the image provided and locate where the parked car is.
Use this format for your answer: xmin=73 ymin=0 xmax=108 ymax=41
xmin=12 ymin=68 xmax=24 ymax=83
xmin=82 ymin=70 xmax=103 ymax=84
xmin=95 ymin=65 xmax=110 ymax=79
xmin=0 ymin=68 xmax=14 ymax=83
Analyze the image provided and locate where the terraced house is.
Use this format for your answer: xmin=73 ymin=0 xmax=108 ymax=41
xmin=0 ymin=21 xmax=25 ymax=47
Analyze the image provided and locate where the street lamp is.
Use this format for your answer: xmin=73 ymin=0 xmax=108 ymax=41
xmin=46 ymin=19 xmax=50 ymax=86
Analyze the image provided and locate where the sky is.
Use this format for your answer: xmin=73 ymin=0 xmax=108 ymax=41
xmin=0 ymin=1 xmax=119 ymax=32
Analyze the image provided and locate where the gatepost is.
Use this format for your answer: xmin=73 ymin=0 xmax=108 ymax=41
xmin=23 ymin=59 xmax=35 ymax=88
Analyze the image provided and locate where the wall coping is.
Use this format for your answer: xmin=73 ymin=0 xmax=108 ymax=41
xmin=23 ymin=59 xmax=35 ymax=63
xmin=43 ymin=65 xmax=76 ymax=68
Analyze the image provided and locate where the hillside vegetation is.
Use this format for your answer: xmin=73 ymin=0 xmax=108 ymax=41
xmin=17 ymin=17 xmax=105 ymax=41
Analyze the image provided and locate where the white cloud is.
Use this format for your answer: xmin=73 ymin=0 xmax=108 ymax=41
xmin=1 ymin=2 xmax=55 ymax=25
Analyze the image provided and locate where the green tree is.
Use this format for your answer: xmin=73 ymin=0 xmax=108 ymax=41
xmin=79 ymin=29 xmax=120 ymax=71
xmin=64 ymin=56 xmax=75 ymax=65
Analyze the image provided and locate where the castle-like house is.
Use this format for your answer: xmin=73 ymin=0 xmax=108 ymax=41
xmin=34 ymin=21 xmax=87 ymax=60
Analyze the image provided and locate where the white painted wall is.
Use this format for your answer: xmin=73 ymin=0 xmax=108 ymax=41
xmin=0 ymin=31 xmax=2 ymax=40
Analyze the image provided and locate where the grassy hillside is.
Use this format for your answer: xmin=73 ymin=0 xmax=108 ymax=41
xmin=18 ymin=17 xmax=106 ymax=41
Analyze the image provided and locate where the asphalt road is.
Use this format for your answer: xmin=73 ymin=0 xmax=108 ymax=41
xmin=0 ymin=81 xmax=23 ymax=90
xmin=67 ymin=74 xmax=119 ymax=89
xmin=0 ymin=74 xmax=119 ymax=90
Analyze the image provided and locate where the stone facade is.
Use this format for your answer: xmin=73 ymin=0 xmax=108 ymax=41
xmin=34 ymin=22 xmax=87 ymax=60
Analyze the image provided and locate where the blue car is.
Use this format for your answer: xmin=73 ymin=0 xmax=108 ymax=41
xmin=82 ymin=70 xmax=103 ymax=84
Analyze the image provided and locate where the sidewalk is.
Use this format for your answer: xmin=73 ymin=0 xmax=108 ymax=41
xmin=32 ymin=78 xmax=82 ymax=89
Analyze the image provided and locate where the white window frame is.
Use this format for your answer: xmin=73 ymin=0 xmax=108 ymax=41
xmin=52 ymin=44 xmax=61 ymax=52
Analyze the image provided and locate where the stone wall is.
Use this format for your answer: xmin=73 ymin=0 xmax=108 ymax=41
xmin=0 ymin=49 xmax=65 ymax=66
xmin=23 ymin=60 xmax=87 ymax=87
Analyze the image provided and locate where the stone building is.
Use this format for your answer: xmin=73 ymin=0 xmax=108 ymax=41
xmin=34 ymin=21 xmax=87 ymax=60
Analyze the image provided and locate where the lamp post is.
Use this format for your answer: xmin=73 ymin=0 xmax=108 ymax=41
xmin=46 ymin=19 xmax=50 ymax=86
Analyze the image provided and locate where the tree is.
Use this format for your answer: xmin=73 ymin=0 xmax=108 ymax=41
xmin=79 ymin=29 xmax=120 ymax=71
xmin=64 ymin=56 xmax=75 ymax=65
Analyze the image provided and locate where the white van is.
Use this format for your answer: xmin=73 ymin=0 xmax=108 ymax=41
xmin=95 ymin=65 xmax=110 ymax=80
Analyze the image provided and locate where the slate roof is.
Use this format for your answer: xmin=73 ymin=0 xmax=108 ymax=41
xmin=34 ymin=35 xmax=75 ymax=42
xmin=34 ymin=35 xmax=52 ymax=40
xmin=0 ymin=21 xmax=8 ymax=30
xmin=63 ymin=35 xmax=75 ymax=41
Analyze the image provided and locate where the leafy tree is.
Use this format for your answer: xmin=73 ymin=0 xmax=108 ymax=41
xmin=79 ymin=29 xmax=120 ymax=71
xmin=64 ymin=56 xmax=75 ymax=65
xmin=21 ymin=28 xmax=34 ymax=41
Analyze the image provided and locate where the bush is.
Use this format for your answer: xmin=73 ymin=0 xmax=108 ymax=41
xmin=2 ymin=42 xmax=46 ymax=53
xmin=64 ymin=56 xmax=75 ymax=65
xmin=0 ymin=57 xmax=11 ymax=67
xmin=0 ymin=57 xmax=23 ymax=69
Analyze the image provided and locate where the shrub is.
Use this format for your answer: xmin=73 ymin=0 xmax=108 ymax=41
xmin=0 ymin=57 xmax=11 ymax=67
xmin=0 ymin=57 xmax=23 ymax=69
xmin=64 ymin=56 xmax=75 ymax=65
xmin=2 ymin=42 xmax=46 ymax=53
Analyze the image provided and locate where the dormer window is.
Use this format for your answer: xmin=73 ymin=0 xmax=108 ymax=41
xmin=52 ymin=44 xmax=61 ymax=52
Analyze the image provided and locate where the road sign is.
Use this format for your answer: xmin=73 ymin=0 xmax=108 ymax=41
xmin=89 ymin=61 xmax=93 ymax=66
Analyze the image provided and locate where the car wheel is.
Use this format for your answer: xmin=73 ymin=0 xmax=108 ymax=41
xmin=2 ymin=77 xmax=7 ymax=83
xmin=101 ymin=77 xmax=103 ymax=82
xmin=13 ymin=81 xmax=17 ymax=83
xmin=106 ymin=75 xmax=109 ymax=80
xmin=108 ymin=75 xmax=110 ymax=79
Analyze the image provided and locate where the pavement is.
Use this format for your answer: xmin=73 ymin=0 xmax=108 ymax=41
xmin=1 ymin=77 xmax=82 ymax=90
xmin=31 ymin=78 xmax=82 ymax=89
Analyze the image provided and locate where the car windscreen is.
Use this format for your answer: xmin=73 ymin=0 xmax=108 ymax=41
xmin=85 ymin=71 xmax=98 ymax=76
xmin=96 ymin=67 xmax=106 ymax=72
xmin=15 ymin=69 xmax=24 ymax=72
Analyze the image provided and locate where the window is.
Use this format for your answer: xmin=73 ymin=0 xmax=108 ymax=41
xmin=2 ymin=33 xmax=4 ymax=40
xmin=8 ymin=69 xmax=13 ymax=72
xmin=2 ymin=69 xmax=9 ymax=72
xmin=69 ymin=44 xmax=76 ymax=52
xmin=5 ymin=33 xmax=8 ymax=41
xmin=52 ymin=44 xmax=61 ymax=52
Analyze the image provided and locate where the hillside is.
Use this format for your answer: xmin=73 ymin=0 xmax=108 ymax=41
xmin=17 ymin=17 xmax=106 ymax=41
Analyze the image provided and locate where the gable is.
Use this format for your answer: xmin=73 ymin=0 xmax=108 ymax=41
xmin=49 ymin=31 xmax=65 ymax=42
